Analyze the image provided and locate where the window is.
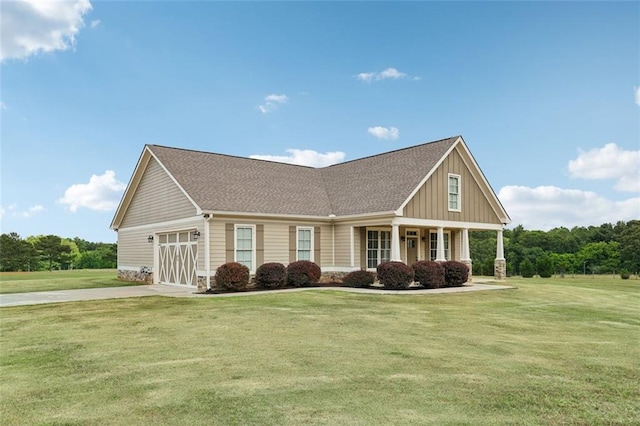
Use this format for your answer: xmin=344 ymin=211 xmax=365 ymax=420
xmin=235 ymin=225 xmax=255 ymax=271
xmin=448 ymin=174 xmax=461 ymax=212
xmin=429 ymin=232 xmax=450 ymax=261
xmin=367 ymin=229 xmax=391 ymax=268
xmin=297 ymin=227 xmax=313 ymax=261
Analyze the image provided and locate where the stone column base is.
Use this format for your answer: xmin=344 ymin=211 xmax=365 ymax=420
xmin=494 ymin=259 xmax=507 ymax=281
xmin=461 ymin=260 xmax=472 ymax=282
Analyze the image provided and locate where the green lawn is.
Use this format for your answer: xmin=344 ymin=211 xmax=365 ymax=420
xmin=0 ymin=269 xmax=137 ymax=294
xmin=1 ymin=276 xmax=638 ymax=424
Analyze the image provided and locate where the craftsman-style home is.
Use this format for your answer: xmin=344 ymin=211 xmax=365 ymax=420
xmin=111 ymin=136 xmax=511 ymax=291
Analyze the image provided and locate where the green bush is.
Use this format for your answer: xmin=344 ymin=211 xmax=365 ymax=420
xmin=620 ymin=270 xmax=630 ymax=280
xmin=442 ymin=261 xmax=469 ymax=287
xmin=537 ymin=256 xmax=554 ymax=278
xmin=255 ymin=262 xmax=286 ymax=288
xmin=520 ymin=259 xmax=535 ymax=278
xmin=412 ymin=260 xmax=445 ymax=289
xmin=286 ymin=260 xmax=321 ymax=287
xmin=214 ymin=262 xmax=250 ymax=291
xmin=343 ymin=270 xmax=375 ymax=288
xmin=376 ymin=261 xmax=414 ymax=289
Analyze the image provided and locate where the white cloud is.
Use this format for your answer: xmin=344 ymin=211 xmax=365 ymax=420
xmin=368 ymin=126 xmax=399 ymax=140
xmin=250 ymin=149 xmax=345 ymax=168
xmin=0 ymin=101 xmax=6 ymax=110
xmin=90 ymin=19 xmax=100 ymax=29
xmin=258 ymin=93 xmax=288 ymax=114
xmin=1 ymin=0 xmax=93 ymax=62
xmin=356 ymin=67 xmax=418 ymax=83
xmin=635 ymin=86 xmax=640 ymax=106
xmin=499 ymin=185 xmax=640 ymax=231
xmin=58 ymin=170 xmax=126 ymax=212
xmin=568 ymin=143 xmax=640 ymax=192
xmin=1 ymin=203 xmax=45 ymax=219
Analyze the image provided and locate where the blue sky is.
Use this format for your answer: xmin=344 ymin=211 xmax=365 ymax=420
xmin=1 ymin=1 xmax=638 ymax=243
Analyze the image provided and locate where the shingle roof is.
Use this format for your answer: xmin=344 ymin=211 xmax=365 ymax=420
xmin=147 ymin=136 xmax=459 ymax=217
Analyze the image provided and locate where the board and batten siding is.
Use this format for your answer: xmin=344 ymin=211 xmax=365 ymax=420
xmin=403 ymin=147 xmax=501 ymax=224
xmin=121 ymin=157 xmax=197 ymax=228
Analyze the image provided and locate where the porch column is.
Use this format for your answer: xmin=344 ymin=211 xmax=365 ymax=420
xmin=204 ymin=216 xmax=211 ymax=291
xmin=461 ymin=228 xmax=472 ymax=282
xmin=391 ymin=224 xmax=401 ymax=261
xmin=494 ymin=229 xmax=506 ymax=280
xmin=436 ymin=226 xmax=446 ymax=261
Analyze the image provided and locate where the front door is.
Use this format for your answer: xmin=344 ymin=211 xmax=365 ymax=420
xmin=406 ymin=237 xmax=418 ymax=265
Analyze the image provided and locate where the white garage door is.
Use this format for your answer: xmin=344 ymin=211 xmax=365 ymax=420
xmin=158 ymin=231 xmax=198 ymax=286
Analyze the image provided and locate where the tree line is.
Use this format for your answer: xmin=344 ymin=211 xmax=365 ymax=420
xmin=0 ymin=233 xmax=117 ymax=272
xmin=470 ymin=220 xmax=640 ymax=276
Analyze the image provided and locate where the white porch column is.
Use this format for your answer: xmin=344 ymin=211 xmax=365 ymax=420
xmin=461 ymin=228 xmax=470 ymax=261
xmin=496 ymin=229 xmax=505 ymax=260
xmin=350 ymin=226 xmax=355 ymax=267
xmin=391 ymin=224 xmax=401 ymax=261
xmin=436 ymin=226 xmax=446 ymax=261
xmin=204 ymin=216 xmax=211 ymax=290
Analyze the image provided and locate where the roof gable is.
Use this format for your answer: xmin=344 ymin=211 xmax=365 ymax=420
xmin=112 ymin=135 xmax=509 ymax=227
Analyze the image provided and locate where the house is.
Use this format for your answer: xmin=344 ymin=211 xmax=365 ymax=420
xmin=110 ymin=136 xmax=511 ymax=291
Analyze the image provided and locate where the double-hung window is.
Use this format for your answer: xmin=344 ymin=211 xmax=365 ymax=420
xmin=448 ymin=174 xmax=461 ymax=212
xmin=297 ymin=227 xmax=313 ymax=261
xmin=367 ymin=229 xmax=391 ymax=268
xmin=429 ymin=232 xmax=450 ymax=261
xmin=235 ymin=225 xmax=255 ymax=271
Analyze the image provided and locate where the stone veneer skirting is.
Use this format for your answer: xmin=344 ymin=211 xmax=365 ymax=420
xmin=494 ymin=259 xmax=507 ymax=280
xmin=117 ymin=269 xmax=153 ymax=284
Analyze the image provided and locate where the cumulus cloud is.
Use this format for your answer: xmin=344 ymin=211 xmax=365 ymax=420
xmin=568 ymin=143 xmax=640 ymax=192
xmin=635 ymin=86 xmax=640 ymax=106
xmin=258 ymin=93 xmax=288 ymax=114
xmin=356 ymin=67 xmax=419 ymax=83
xmin=250 ymin=149 xmax=345 ymax=168
xmin=58 ymin=170 xmax=126 ymax=212
xmin=22 ymin=205 xmax=45 ymax=218
xmin=90 ymin=19 xmax=100 ymax=29
xmin=1 ymin=0 xmax=93 ymax=62
xmin=499 ymin=185 xmax=640 ymax=231
xmin=368 ymin=126 xmax=399 ymax=140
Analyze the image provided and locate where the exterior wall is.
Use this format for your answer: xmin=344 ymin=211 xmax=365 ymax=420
xmin=333 ymin=224 xmax=355 ymax=268
xmin=117 ymin=227 xmax=154 ymax=270
xmin=320 ymin=224 xmax=333 ymax=267
xmin=403 ymin=146 xmax=502 ymax=224
xmin=121 ymin=157 xmax=197 ymax=228
xmin=263 ymin=223 xmax=289 ymax=263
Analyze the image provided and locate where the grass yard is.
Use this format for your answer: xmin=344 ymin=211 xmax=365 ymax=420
xmin=1 ymin=276 xmax=638 ymax=425
xmin=0 ymin=269 xmax=136 ymax=294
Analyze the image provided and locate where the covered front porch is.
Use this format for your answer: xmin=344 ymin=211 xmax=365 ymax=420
xmin=345 ymin=218 xmax=507 ymax=280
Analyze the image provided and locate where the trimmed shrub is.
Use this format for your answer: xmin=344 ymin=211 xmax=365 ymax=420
xmin=537 ymin=255 xmax=554 ymax=278
xmin=215 ymin=262 xmax=250 ymax=291
xmin=620 ymin=270 xmax=630 ymax=280
xmin=412 ymin=260 xmax=445 ymax=289
xmin=376 ymin=261 xmax=414 ymax=289
xmin=442 ymin=261 xmax=469 ymax=287
xmin=343 ymin=270 xmax=375 ymax=288
xmin=286 ymin=260 xmax=321 ymax=287
xmin=255 ymin=262 xmax=286 ymax=289
xmin=520 ymin=259 xmax=535 ymax=278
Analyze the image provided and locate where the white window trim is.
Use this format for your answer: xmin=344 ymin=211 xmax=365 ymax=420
xmin=366 ymin=227 xmax=392 ymax=270
xmin=448 ymin=173 xmax=462 ymax=212
xmin=234 ymin=224 xmax=256 ymax=273
xmin=429 ymin=230 xmax=451 ymax=261
xmin=296 ymin=226 xmax=315 ymax=262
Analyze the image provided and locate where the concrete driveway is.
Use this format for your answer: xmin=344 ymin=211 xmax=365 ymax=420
xmin=0 ymin=282 xmax=514 ymax=308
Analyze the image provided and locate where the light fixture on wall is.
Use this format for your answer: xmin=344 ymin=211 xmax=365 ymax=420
xmin=147 ymin=235 xmax=154 ymax=243
xmin=401 ymin=236 xmax=406 ymax=241
xmin=193 ymin=230 xmax=201 ymax=240
xmin=421 ymin=237 xmax=426 ymax=242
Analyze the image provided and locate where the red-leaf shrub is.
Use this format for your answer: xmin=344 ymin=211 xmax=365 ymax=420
xmin=442 ymin=261 xmax=469 ymax=287
xmin=255 ymin=262 xmax=286 ymax=289
xmin=412 ymin=260 xmax=445 ymax=289
xmin=343 ymin=270 xmax=375 ymax=288
xmin=286 ymin=260 xmax=321 ymax=287
xmin=376 ymin=261 xmax=414 ymax=289
xmin=214 ymin=262 xmax=250 ymax=291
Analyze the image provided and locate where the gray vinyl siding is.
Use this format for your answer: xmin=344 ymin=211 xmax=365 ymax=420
xmin=403 ymin=146 xmax=502 ymax=224
xmin=117 ymin=228 xmax=154 ymax=269
xmin=121 ymin=157 xmax=197 ymax=228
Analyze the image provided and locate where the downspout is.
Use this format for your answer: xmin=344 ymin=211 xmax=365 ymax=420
xmin=204 ymin=214 xmax=213 ymax=290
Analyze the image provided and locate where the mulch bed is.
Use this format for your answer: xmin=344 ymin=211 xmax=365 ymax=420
xmin=201 ymin=283 xmax=455 ymax=294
